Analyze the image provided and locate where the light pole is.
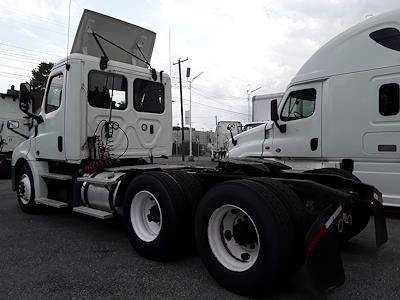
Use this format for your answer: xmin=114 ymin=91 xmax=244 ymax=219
xmin=247 ymin=85 xmax=261 ymax=123
xmin=187 ymin=69 xmax=203 ymax=161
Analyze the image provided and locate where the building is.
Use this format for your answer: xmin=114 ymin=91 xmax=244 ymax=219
xmin=172 ymin=126 xmax=214 ymax=156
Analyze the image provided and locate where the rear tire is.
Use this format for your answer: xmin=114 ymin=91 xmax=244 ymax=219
xmin=195 ymin=179 xmax=294 ymax=296
xmin=16 ymin=164 xmax=40 ymax=214
xmin=123 ymin=171 xmax=187 ymax=261
xmin=305 ymin=168 xmax=370 ymax=241
xmin=167 ymin=170 xmax=203 ymax=211
xmin=249 ymin=177 xmax=307 ymax=270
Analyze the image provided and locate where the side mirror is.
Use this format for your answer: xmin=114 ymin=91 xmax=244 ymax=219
xmin=270 ymin=99 xmax=286 ymax=133
xmin=7 ymin=120 xmax=19 ymax=129
xmin=271 ymin=99 xmax=279 ymax=122
xmin=19 ymin=82 xmax=31 ymax=113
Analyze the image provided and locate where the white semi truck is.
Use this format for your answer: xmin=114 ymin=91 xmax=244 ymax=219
xmin=0 ymin=88 xmax=40 ymax=178
xmin=229 ymin=9 xmax=400 ymax=208
xmin=10 ymin=9 xmax=387 ymax=297
xmin=210 ymin=120 xmax=242 ymax=160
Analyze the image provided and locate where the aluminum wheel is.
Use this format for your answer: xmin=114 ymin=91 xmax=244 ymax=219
xmin=208 ymin=204 xmax=260 ymax=272
xmin=130 ymin=190 xmax=162 ymax=242
xmin=18 ymin=174 xmax=32 ymax=205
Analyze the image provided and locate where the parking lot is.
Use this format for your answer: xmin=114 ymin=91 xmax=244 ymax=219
xmin=0 ymin=174 xmax=399 ymax=299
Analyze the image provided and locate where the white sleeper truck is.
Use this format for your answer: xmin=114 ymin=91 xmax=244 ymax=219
xmin=229 ymin=9 xmax=400 ymax=208
xmin=10 ymin=9 xmax=387 ymax=297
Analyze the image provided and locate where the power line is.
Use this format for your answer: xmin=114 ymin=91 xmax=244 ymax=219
xmin=0 ymin=64 xmax=33 ymax=72
xmin=0 ymin=42 xmax=63 ymax=58
xmin=0 ymin=55 xmax=43 ymax=64
xmin=0 ymin=48 xmax=55 ymax=61
xmin=173 ymin=94 xmax=247 ymax=116
xmin=192 ymin=84 xmax=246 ymax=100
xmin=0 ymin=5 xmax=68 ymax=28
xmin=0 ymin=71 xmax=30 ymax=79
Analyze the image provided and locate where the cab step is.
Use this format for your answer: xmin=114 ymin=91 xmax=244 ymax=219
xmin=36 ymin=197 xmax=68 ymax=208
xmin=40 ymin=173 xmax=72 ymax=181
xmin=76 ymin=176 xmax=117 ymax=187
xmin=73 ymin=206 xmax=113 ymax=219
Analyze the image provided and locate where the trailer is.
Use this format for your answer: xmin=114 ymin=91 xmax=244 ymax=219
xmin=229 ymin=9 xmax=400 ymax=208
xmin=10 ymin=9 xmax=387 ymax=297
xmin=252 ymin=92 xmax=284 ymax=122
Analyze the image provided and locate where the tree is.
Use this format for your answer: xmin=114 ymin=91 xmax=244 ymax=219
xmin=30 ymin=62 xmax=54 ymax=92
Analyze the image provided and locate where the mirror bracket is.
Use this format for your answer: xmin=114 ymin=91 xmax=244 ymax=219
xmin=227 ymin=124 xmax=237 ymax=146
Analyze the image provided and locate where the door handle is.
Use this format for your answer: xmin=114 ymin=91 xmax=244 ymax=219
xmin=58 ymin=136 xmax=63 ymax=152
xmin=310 ymin=138 xmax=318 ymax=151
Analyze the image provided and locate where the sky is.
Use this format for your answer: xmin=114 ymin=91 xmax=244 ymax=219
xmin=0 ymin=0 xmax=400 ymax=129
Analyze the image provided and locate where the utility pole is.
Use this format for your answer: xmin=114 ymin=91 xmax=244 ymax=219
xmin=173 ymin=58 xmax=188 ymax=161
xmin=247 ymin=85 xmax=261 ymax=123
xmin=187 ymin=68 xmax=203 ymax=161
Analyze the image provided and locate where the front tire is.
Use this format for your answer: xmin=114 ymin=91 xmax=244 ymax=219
xmin=195 ymin=179 xmax=294 ymax=296
xmin=16 ymin=164 xmax=40 ymax=213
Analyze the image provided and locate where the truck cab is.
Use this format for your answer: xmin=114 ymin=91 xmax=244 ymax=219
xmin=228 ymin=9 xmax=400 ymax=207
xmin=12 ymin=9 xmax=171 ymax=201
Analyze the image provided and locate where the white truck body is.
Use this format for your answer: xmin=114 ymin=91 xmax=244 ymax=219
xmin=0 ymin=91 xmax=36 ymax=178
xmin=229 ymin=9 xmax=400 ymax=207
xmin=211 ymin=120 xmax=241 ymax=159
xmin=0 ymin=93 xmax=29 ymax=153
xmin=252 ymin=93 xmax=284 ymax=122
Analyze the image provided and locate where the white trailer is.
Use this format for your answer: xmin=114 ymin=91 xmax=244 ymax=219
xmin=229 ymin=9 xmax=400 ymax=208
xmin=252 ymin=92 xmax=284 ymax=122
xmin=10 ymin=9 xmax=386 ymax=297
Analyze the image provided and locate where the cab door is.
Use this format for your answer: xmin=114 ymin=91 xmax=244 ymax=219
xmin=272 ymin=82 xmax=322 ymax=157
xmin=35 ymin=69 xmax=65 ymax=160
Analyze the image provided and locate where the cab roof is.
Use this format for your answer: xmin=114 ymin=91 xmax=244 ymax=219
xmin=291 ymin=9 xmax=400 ymax=84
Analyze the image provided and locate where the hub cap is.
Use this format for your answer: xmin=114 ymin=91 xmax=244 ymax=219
xmin=208 ymin=205 xmax=260 ymax=272
xmin=130 ymin=191 xmax=162 ymax=242
xmin=17 ymin=174 xmax=31 ymax=205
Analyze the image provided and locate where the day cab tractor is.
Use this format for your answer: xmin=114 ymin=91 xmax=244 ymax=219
xmin=10 ymin=9 xmax=387 ymax=297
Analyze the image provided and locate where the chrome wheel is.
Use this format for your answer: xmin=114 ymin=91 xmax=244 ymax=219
xmin=130 ymin=190 xmax=162 ymax=242
xmin=208 ymin=205 xmax=260 ymax=272
xmin=18 ymin=174 xmax=32 ymax=205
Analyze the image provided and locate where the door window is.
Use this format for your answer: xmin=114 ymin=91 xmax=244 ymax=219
xmin=280 ymin=88 xmax=316 ymax=121
xmin=45 ymin=73 xmax=64 ymax=113
xmin=133 ymin=79 xmax=165 ymax=113
xmin=88 ymin=71 xmax=127 ymax=110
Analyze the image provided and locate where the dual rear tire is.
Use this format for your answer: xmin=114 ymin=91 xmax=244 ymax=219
xmin=123 ymin=172 xmax=303 ymax=296
xmin=195 ymin=179 xmax=302 ymax=296
xmin=123 ymin=171 xmax=203 ymax=261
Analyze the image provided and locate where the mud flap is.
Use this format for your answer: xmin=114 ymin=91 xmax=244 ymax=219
xmin=371 ymin=188 xmax=388 ymax=248
xmin=305 ymin=206 xmax=345 ymax=291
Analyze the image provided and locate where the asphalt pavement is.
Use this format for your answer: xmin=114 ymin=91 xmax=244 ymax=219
xmin=0 ymin=161 xmax=399 ymax=299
